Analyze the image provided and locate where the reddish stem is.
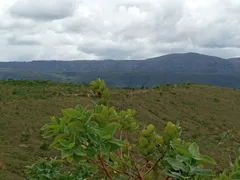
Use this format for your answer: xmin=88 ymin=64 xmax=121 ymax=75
xmin=145 ymin=155 xmax=164 ymax=175
xmin=142 ymin=159 xmax=149 ymax=176
xmin=104 ymin=161 xmax=137 ymax=179
xmin=126 ymin=133 xmax=143 ymax=180
xmin=98 ymin=154 xmax=113 ymax=180
xmin=165 ymin=176 xmax=172 ymax=180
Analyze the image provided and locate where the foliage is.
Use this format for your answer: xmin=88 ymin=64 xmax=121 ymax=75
xmin=25 ymin=157 xmax=63 ymax=179
xmin=214 ymin=150 xmax=240 ymax=180
xmin=25 ymin=78 xmax=232 ymax=180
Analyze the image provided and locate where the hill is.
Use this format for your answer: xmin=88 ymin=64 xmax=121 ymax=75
xmin=0 ymin=53 xmax=237 ymax=73
xmin=1 ymin=52 xmax=240 ymax=88
xmin=0 ymin=80 xmax=240 ymax=179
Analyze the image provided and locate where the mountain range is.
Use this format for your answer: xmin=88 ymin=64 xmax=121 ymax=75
xmin=1 ymin=52 xmax=240 ymax=88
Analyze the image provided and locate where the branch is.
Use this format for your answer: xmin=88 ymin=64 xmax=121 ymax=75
xmin=125 ymin=133 xmax=143 ymax=180
xmin=104 ymin=162 xmax=138 ymax=179
xmin=136 ymin=157 xmax=144 ymax=164
xmin=145 ymin=155 xmax=164 ymax=175
xmin=116 ymin=150 xmax=139 ymax=177
xmin=142 ymin=159 xmax=149 ymax=176
xmin=98 ymin=154 xmax=113 ymax=180
xmin=165 ymin=176 xmax=172 ymax=180
xmin=131 ymin=157 xmax=143 ymax=180
xmin=89 ymin=159 xmax=104 ymax=170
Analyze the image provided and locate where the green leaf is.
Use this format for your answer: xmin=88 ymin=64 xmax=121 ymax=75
xmin=62 ymin=108 xmax=82 ymax=117
xmin=87 ymin=133 xmax=99 ymax=144
xmin=60 ymin=118 xmax=66 ymax=132
xmin=51 ymin=133 xmax=68 ymax=147
xmin=100 ymin=143 xmax=110 ymax=154
xmin=231 ymin=171 xmax=240 ymax=179
xmin=165 ymin=157 xmax=188 ymax=172
xmin=58 ymin=139 xmax=69 ymax=148
xmin=68 ymin=143 xmax=75 ymax=149
xmin=103 ymin=135 xmax=112 ymax=140
xmin=103 ymin=123 xmax=121 ymax=137
xmin=94 ymin=114 xmax=106 ymax=127
xmin=167 ymin=172 xmax=186 ymax=179
xmin=197 ymin=155 xmax=216 ymax=165
xmin=74 ymin=146 xmax=87 ymax=156
xmin=108 ymin=115 xmax=119 ymax=121
xmin=84 ymin=110 xmax=94 ymax=125
xmin=108 ymin=138 xmax=124 ymax=147
xmin=45 ymin=124 xmax=60 ymax=130
xmin=42 ymin=130 xmax=57 ymax=138
xmin=176 ymin=154 xmax=190 ymax=163
xmin=191 ymin=167 xmax=213 ymax=176
xmin=51 ymin=116 xmax=59 ymax=124
xmin=62 ymin=150 xmax=74 ymax=159
xmin=172 ymin=144 xmax=192 ymax=158
xmin=188 ymin=142 xmax=200 ymax=158
xmin=68 ymin=121 xmax=83 ymax=132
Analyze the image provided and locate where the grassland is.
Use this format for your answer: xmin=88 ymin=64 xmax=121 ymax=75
xmin=0 ymin=80 xmax=240 ymax=179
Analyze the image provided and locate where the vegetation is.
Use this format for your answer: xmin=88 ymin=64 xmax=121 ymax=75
xmin=1 ymin=70 xmax=240 ymax=88
xmin=23 ymin=79 xmax=239 ymax=179
xmin=24 ymin=79 xmax=216 ymax=179
xmin=1 ymin=79 xmax=240 ymax=179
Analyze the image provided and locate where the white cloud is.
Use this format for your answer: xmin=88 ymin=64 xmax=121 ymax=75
xmin=0 ymin=0 xmax=240 ymax=61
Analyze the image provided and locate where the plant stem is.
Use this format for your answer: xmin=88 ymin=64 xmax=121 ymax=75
xmin=104 ymin=162 xmax=138 ymax=179
xmin=165 ymin=176 xmax=171 ymax=180
xmin=98 ymin=154 xmax=113 ymax=180
xmin=142 ymin=159 xmax=149 ymax=176
xmin=145 ymin=155 xmax=164 ymax=175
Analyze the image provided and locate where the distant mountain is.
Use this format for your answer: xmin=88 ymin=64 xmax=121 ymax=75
xmin=0 ymin=52 xmax=238 ymax=73
xmin=1 ymin=52 xmax=240 ymax=88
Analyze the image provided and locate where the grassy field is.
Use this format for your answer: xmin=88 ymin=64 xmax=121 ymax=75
xmin=0 ymin=80 xmax=240 ymax=179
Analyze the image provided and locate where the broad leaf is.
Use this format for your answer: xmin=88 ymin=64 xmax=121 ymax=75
xmin=165 ymin=157 xmax=188 ymax=172
xmin=188 ymin=142 xmax=200 ymax=158
xmin=103 ymin=123 xmax=121 ymax=137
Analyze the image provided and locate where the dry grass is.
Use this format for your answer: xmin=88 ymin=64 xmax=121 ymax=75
xmin=0 ymin=81 xmax=240 ymax=179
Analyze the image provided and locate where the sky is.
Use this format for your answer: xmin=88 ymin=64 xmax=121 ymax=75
xmin=0 ymin=0 xmax=240 ymax=61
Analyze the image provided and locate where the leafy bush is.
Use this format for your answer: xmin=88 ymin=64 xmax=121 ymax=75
xmin=26 ymin=78 xmax=238 ymax=179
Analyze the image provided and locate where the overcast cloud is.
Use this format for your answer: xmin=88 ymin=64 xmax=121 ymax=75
xmin=0 ymin=0 xmax=240 ymax=61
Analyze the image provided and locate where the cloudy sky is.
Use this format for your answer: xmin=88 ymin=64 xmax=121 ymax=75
xmin=0 ymin=0 xmax=240 ymax=61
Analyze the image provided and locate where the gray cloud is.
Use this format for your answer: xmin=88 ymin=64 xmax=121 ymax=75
xmin=0 ymin=0 xmax=240 ymax=61
xmin=9 ymin=0 xmax=77 ymax=21
xmin=8 ymin=35 xmax=41 ymax=45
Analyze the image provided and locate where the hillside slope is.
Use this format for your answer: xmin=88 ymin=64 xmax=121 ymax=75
xmin=0 ymin=53 xmax=238 ymax=73
xmin=1 ymin=52 xmax=240 ymax=88
xmin=0 ymin=80 xmax=240 ymax=179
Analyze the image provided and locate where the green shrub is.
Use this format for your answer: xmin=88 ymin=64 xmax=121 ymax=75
xmin=25 ymin=78 xmax=239 ymax=180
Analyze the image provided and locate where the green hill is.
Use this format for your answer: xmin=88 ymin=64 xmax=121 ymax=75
xmin=0 ymin=80 xmax=240 ymax=179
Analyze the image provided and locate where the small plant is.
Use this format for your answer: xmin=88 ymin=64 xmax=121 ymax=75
xmin=21 ymin=131 xmax=30 ymax=142
xmin=214 ymin=150 xmax=240 ymax=179
xmin=213 ymin=97 xmax=220 ymax=102
xmin=39 ymin=142 xmax=49 ymax=150
xmin=222 ymin=127 xmax=240 ymax=144
xmin=25 ymin=157 xmax=63 ymax=179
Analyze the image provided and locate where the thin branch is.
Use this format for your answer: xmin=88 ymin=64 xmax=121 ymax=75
xmin=145 ymin=155 xmax=164 ymax=175
xmin=125 ymin=133 xmax=143 ymax=180
xmin=165 ymin=176 xmax=172 ymax=180
xmin=98 ymin=154 xmax=113 ymax=180
xmin=104 ymin=162 xmax=138 ymax=179
xmin=136 ymin=157 xmax=144 ymax=164
xmin=142 ymin=159 xmax=149 ymax=176
xmin=131 ymin=157 xmax=143 ymax=180
xmin=116 ymin=151 xmax=139 ymax=176
xmin=89 ymin=159 xmax=104 ymax=170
